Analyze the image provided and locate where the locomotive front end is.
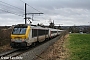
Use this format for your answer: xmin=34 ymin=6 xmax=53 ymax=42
xmin=10 ymin=24 xmax=30 ymax=48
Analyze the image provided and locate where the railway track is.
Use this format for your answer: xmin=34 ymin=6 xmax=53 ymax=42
xmin=0 ymin=48 xmax=32 ymax=60
xmin=0 ymin=49 xmax=18 ymax=57
xmin=0 ymin=49 xmax=20 ymax=60
xmin=0 ymin=36 xmax=58 ymax=60
xmin=19 ymin=35 xmax=61 ymax=60
xmin=0 ymin=33 xmax=65 ymax=60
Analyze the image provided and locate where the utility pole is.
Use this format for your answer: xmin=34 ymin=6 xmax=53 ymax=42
xmin=24 ymin=3 xmax=43 ymax=24
xmin=25 ymin=3 xmax=27 ymax=24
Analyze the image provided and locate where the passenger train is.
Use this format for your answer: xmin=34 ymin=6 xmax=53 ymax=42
xmin=10 ymin=24 xmax=62 ymax=48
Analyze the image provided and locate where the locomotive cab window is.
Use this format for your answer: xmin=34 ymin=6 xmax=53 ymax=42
xmin=12 ymin=27 xmax=27 ymax=34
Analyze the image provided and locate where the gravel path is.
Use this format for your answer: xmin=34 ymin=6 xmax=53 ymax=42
xmin=36 ymin=34 xmax=69 ymax=60
xmin=19 ymin=36 xmax=61 ymax=60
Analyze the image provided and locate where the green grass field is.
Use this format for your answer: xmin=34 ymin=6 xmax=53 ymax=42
xmin=68 ymin=33 xmax=90 ymax=60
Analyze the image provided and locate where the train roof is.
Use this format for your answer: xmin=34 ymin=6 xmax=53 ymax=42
xmin=14 ymin=24 xmax=63 ymax=31
xmin=31 ymin=26 xmax=49 ymax=30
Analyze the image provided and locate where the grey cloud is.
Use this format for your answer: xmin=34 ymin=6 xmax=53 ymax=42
xmin=0 ymin=0 xmax=90 ymax=26
xmin=26 ymin=0 xmax=90 ymax=10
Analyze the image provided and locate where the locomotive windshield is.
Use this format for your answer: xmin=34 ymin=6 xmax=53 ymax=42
xmin=12 ymin=28 xmax=27 ymax=34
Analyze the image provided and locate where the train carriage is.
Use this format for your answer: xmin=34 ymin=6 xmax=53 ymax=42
xmin=31 ymin=26 xmax=49 ymax=42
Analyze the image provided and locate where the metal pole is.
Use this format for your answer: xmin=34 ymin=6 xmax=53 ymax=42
xmin=32 ymin=14 xmax=34 ymax=21
xmin=25 ymin=3 xmax=27 ymax=24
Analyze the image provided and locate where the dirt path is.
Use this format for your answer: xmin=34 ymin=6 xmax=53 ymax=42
xmin=36 ymin=34 xmax=69 ymax=60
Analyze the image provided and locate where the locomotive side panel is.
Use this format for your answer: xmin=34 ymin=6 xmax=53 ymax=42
xmin=31 ymin=29 xmax=38 ymax=42
xmin=38 ymin=29 xmax=46 ymax=42
xmin=26 ymin=28 xmax=37 ymax=46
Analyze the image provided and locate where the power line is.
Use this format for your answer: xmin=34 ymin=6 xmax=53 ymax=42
xmin=0 ymin=8 xmax=23 ymax=17
xmin=0 ymin=1 xmax=24 ymax=11
xmin=0 ymin=4 xmax=24 ymax=16
xmin=19 ymin=0 xmax=49 ymax=23
xmin=0 ymin=3 xmax=24 ymax=14
xmin=26 ymin=4 xmax=42 ymax=13
xmin=19 ymin=0 xmax=25 ymax=3
xmin=19 ymin=0 xmax=42 ymax=13
xmin=0 ymin=1 xmax=24 ymax=17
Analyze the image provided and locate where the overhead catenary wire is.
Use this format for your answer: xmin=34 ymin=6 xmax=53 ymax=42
xmin=0 ymin=1 xmax=24 ymax=13
xmin=0 ymin=1 xmax=24 ymax=11
xmin=0 ymin=8 xmax=23 ymax=17
xmin=19 ymin=0 xmax=47 ymax=24
xmin=0 ymin=0 xmax=50 ymax=22
xmin=14 ymin=0 xmax=50 ymax=23
xmin=19 ymin=0 xmax=48 ymax=21
xmin=19 ymin=0 xmax=25 ymax=4
xmin=0 ymin=3 xmax=24 ymax=14
xmin=26 ymin=4 xmax=42 ymax=13
xmin=0 ymin=0 xmax=24 ymax=17
xmin=19 ymin=0 xmax=43 ymax=13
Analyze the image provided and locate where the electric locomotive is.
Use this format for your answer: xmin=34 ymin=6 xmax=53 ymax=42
xmin=10 ymin=24 xmax=62 ymax=48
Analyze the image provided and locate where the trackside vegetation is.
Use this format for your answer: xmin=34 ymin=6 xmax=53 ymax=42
xmin=68 ymin=33 xmax=90 ymax=60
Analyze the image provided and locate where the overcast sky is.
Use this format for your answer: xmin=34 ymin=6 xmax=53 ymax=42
xmin=0 ymin=0 xmax=90 ymax=26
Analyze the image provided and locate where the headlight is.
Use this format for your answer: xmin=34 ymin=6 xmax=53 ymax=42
xmin=11 ymin=39 xmax=15 ymax=42
xmin=22 ymin=39 xmax=25 ymax=42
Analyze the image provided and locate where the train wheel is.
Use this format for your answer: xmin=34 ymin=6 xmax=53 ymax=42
xmin=36 ymin=41 xmax=39 ymax=45
xmin=32 ymin=42 xmax=36 ymax=47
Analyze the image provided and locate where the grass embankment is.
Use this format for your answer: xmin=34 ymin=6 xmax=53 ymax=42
xmin=68 ymin=34 xmax=90 ymax=60
xmin=0 ymin=29 xmax=12 ymax=53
